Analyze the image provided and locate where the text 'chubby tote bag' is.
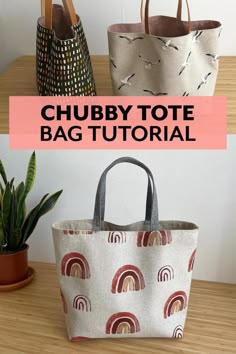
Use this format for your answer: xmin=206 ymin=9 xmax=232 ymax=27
xmin=108 ymin=0 xmax=222 ymax=96
xmin=37 ymin=0 xmax=96 ymax=96
xmin=52 ymin=157 xmax=199 ymax=341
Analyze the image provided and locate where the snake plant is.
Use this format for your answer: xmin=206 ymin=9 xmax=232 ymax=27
xmin=0 ymin=152 xmax=62 ymax=252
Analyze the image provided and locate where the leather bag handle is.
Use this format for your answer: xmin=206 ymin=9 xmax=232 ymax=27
xmin=141 ymin=0 xmax=191 ymax=35
xmin=41 ymin=0 xmax=77 ymax=29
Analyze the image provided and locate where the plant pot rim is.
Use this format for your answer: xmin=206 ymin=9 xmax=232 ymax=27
xmin=0 ymin=266 xmax=35 ymax=292
xmin=0 ymin=244 xmax=29 ymax=257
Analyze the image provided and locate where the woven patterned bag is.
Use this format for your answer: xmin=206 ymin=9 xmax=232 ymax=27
xmin=108 ymin=0 xmax=222 ymax=96
xmin=52 ymin=157 xmax=199 ymax=341
xmin=37 ymin=0 xmax=96 ymax=96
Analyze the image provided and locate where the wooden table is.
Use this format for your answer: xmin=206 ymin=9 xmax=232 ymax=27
xmin=0 ymin=56 xmax=236 ymax=134
xmin=0 ymin=262 xmax=235 ymax=354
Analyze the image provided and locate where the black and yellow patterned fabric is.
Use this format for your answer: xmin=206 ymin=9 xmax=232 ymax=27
xmin=36 ymin=6 xmax=96 ymax=96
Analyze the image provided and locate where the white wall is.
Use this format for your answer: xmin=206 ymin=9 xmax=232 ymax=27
xmin=0 ymin=135 xmax=235 ymax=284
xmin=0 ymin=0 xmax=235 ymax=73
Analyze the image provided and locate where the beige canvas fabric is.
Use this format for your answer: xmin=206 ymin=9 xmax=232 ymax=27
xmin=52 ymin=157 xmax=199 ymax=341
xmin=52 ymin=220 xmax=198 ymax=341
xmin=107 ymin=1 xmax=222 ymax=96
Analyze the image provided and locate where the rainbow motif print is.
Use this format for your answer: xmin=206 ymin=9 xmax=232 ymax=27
xmin=164 ymin=291 xmax=188 ymax=319
xmin=52 ymin=215 xmax=199 ymax=339
xmin=73 ymin=295 xmax=91 ymax=312
xmin=157 ymin=265 xmax=174 ymax=282
xmin=172 ymin=325 xmax=184 ymax=338
xmin=111 ymin=265 xmax=145 ymax=293
xmin=137 ymin=230 xmax=172 ymax=247
xmin=108 ymin=231 xmax=126 ymax=244
xmin=188 ymin=249 xmax=197 ymax=272
xmin=61 ymin=252 xmax=90 ymax=279
xmin=106 ymin=312 xmax=140 ymax=334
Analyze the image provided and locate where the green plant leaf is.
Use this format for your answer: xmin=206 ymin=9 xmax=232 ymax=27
xmin=16 ymin=182 xmax=25 ymax=202
xmin=38 ymin=190 xmax=63 ymax=217
xmin=1 ymin=183 xmax=12 ymax=235
xmin=16 ymin=152 xmax=36 ymax=228
xmin=0 ymin=160 xmax=7 ymax=185
xmin=0 ymin=183 xmax=3 ymax=212
xmin=22 ymin=190 xmax=62 ymax=243
xmin=21 ymin=194 xmax=49 ymax=244
xmin=0 ymin=215 xmax=6 ymax=250
xmin=15 ymin=182 xmax=26 ymax=228
xmin=7 ymin=187 xmax=19 ymax=250
xmin=0 ymin=181 xmax=4 ymax=195
xmin=24 ymin=152 xmax=36 ymax=195
xmin=9 ymin=178 xmax=15 ymax=189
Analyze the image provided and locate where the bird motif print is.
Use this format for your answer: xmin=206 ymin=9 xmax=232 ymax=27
xmin=192 ymin=30 xmax=203 ymax=43
xmin=110 ymin=56 xmax=117 ymax=69
xmin=157 ymin=38 xmax=178 ymax=51
xmin=197 ymin=73 xmax=212 ymax=90
xmin=206 ymin=54 xmax=219 ymax=63
xmin=143 ymin=90 xmax=168 ymax=96
xmin=139 ymin=55 xmax=160 ymax=69
xmin=109 ymin=20 xmax=220 ymax=96
xmin=119 ymin=35 xmax=144 ymax=44
xmin=179 ymin=52 xmax=192 ymax=76
xmin=118 ymin=74 xmax=135 ymax=90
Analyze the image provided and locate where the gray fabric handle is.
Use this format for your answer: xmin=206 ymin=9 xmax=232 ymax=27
xmin=99 ymin=173 xmax=154 ymax=224
xmin=93 ymin=157 xmax=159 ymax=231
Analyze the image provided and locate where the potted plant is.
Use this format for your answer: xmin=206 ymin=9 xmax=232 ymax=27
xmin=0 ymin=152 xmax=62 ymax=290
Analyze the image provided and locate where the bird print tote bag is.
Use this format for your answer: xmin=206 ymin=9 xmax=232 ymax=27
xmin=52 ymin=157 xmax=199 ymax=341
xmin=108 ymin=0 xmax=222 ymax=96
xmin=37 ymin=0 xmax=96 ymax=96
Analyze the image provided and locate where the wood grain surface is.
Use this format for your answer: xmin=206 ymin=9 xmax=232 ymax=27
xmin=0 ymin=55 xmax=235 ymax=134
xmin=0 ymin=262 xmax=235 ymax=354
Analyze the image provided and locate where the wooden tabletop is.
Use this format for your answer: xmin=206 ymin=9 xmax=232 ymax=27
xmin=0 ymin=262 xmax=235 ymax=354
xmin=0 ymin=55 xmax=235 ymax=134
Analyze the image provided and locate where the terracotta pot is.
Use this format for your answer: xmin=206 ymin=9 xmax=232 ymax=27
xmin=0 ymin=244 xmax=29 ymax=285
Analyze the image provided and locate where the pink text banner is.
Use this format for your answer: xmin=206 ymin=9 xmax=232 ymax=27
xmin=9 ymin=96 xmax=226 ymax=150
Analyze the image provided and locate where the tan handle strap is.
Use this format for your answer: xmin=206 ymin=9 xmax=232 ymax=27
xmin=141 ymin=0 xmax=191 ymax=35
xmin=41 ymin=0 xmax=77 ymax=29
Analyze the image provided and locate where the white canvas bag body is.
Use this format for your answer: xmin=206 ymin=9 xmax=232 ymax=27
xmin=107 ymin=0 xmax=222 ymax=96
xmin=52 ymin=157 xmax=199 ymax=341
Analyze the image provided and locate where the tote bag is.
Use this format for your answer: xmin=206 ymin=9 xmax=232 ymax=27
xmin=108 ymin=0 xmax=222 ymax=96
xmin=52 ymin=157 xmax=199 ymax=341
xmin=36 ymin=0 xmax=96 ymax=96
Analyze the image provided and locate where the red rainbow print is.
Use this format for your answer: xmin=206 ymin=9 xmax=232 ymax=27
xmin=61 ymin=252 xmax=91 ymax=279
xmin=137 ymin=230 xmax=172 ymax=247
xmin=172 ymin=325 xmax=184 ymax=338
xmin=73 ymin=295 xmax=91 ymax=312
xmin=164 ymin=291 xmax=187 ymax=319
xmin=108 ymin=231 xmax=126 ymax=244
xmin=111 ymin=265 xmax=145 ymax=293
xmin=157 ymin=265 xmax=174 ymax=282
xmin=60 ymin=289 xmax=68 ymax=314
xmin=188 ymin=249 xmax=197 ymax=272
xmin=71 ymin=336 xmax=89 ymax=342
xmin=106 ymin=312 xmax=140 ymax=334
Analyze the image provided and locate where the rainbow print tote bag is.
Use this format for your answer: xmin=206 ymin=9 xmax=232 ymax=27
xmin=52 ymin=157 xmax=199 ymax=341
xmin=37 ymin=0 xmax=96 ymax=96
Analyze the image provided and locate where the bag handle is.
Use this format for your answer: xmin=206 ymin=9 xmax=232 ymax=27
xmin=100 ymin=174 xmax=154 ymax=225
xmin=93 ymin=157 xmax=159 ymax=231
xmin=141 ymin=0 xmax=191 ymax=35
xmin=41 ymin=0 xmax=77 ymax=29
